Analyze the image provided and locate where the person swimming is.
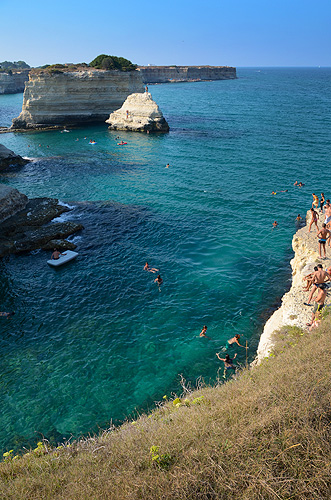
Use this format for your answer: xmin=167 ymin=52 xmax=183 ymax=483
xmin=199 ymin=325 xmax=209 ymax=338
xmin=226 ymin=334 xmax=247 ymax=349
xmin=144 ymin=262 xmax=159 ymax=273
xmin=154 ymin=274 xmax=163 ymax=291
xmin=216 ymin=352 xmax=238 ymax=378
xmin=0 ymin=312 xmax=15 ymax=319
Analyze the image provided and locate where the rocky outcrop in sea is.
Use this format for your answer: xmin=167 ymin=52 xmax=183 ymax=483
xmin=11 ymin=68 xmax=144 ymax=129
xmin=0 ymin=186 xmax=83 ymax=257
xmin=106 ymin=92 xmax=169 ymax=133
xmin=255 ymin=211 xmax=330 ymax=363
xmin=0 ymin=144 xmax=29 ymax=170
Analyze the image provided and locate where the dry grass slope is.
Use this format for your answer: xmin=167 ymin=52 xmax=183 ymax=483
xmin=1 ymin=318 xmax=331 ymax=499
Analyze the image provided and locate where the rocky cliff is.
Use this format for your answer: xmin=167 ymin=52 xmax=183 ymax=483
xmin=255 ymin=211 xmax=330 ymax=363
xmin=0 ymin=70 xmax=29 ymax=94
xmin=0 ymin=144 xmax=29 ymax=170
xmin=0 ymin=187 xmax=83 ymax=257
xmin=0 ymin=185 xmax=28 ymax=223
xmin=11 ymin=68 xmax=144 ymax=129
xmin=138 ymin=66 xmax=236 ymax=83
xmin=106 ymin=92 xmax=169 ymax=133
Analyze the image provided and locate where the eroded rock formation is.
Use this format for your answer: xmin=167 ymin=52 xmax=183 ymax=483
xmin=0 ymin=70 xmax=29 ymax=94
xmin=0 ymin=193 xmax=83 ymax=257
xmin=0 ymin=144 xmax=29 ymax=170
xmin=106 ymin=92 xmax=169 ymax=133
xmin=0 ymin=184 xmax=28 ymax=223
xmin=11 ymin=68 xmax=144 ymax=129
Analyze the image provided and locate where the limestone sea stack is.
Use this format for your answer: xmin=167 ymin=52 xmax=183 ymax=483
xmin=11 ymin=68 xmax=144 ymax=129
xmin=0 ymin=144 xmax=29 ymax=170
xmin=106 ymin=92 xmax=169 ymax=133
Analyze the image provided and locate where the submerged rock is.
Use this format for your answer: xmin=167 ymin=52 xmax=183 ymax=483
xmin=0 ymin=144 xmax=29 ymax=171
xmin=106 ymin=92 xmax=169 ymax=133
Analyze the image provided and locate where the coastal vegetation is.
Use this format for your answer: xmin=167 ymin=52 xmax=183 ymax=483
xmin=89 ymin=54 xmax=137 ymax=71
xmin=1 ymin=316 xmax=331 ymax=499
xmin=0 ymin=61 xmax=30 ymax=73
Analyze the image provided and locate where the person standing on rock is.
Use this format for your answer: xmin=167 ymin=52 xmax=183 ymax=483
xmin=320 ymin=193 xmax=325 ymax=212
xmin=317 ymin=223 xmax=330 ymax=258
xmin=308 ymin=208 xmax=319 ymax=233
xmin=145 ymin=85 xmax=148 ymax=93
xmin=304 ymin=264 xmax=330 ymax=305
xmin=312 ymin=193 xmax=319 ymax=210
xmin=306 ymin=286 xmax=327 ymax=328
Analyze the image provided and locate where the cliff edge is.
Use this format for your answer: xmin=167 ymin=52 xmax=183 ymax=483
xmin=255 ymin=211 xmax=330 ymax=362
xmin=11 ymin=68 xmax=144 ymax=129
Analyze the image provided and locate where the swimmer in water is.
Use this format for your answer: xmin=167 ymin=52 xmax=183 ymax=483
xmin=272 ymin=221 xmax=278 ymax=228
xmin=144 ymin=262 xmax=159 ymax=273
xmin=0 ymin=311 xmax=15 ymax=319
xmin=226 ymin=334 xmax=247 ymax=349
xmin=154 ymin=274 xmax=163 ymax=291
xmin=216 ymin=352 xmax=238 ymax=378
xmin=271 ymin=191 xmax=277 ymax=195
xmin=199 ymin=325 xmax=210 ymax=338
xmin=166 ymin=163 xmax=170 ymax=168
xmin=296 ymin=214 xmax=302 ymax=222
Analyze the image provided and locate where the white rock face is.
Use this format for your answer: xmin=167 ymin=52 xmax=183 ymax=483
xmin=106 ymin=92 xmax=169 ymax=132
xmin=0 ymin=184 xmax=28 ymax=223
xmin=12 ymin=69 xmax=144 ymax=128
xmin=255 ymin=210 xmax=330 ymax=364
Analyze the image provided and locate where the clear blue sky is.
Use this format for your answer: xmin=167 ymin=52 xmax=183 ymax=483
xmin=1 ymin=0 xmax=330 ymax=67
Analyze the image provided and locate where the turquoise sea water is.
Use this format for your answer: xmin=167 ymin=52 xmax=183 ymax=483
xmin=0 ymin=68 xmax=330 ymax=452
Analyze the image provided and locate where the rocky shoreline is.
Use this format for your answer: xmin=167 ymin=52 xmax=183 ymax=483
xmin=0 ymin=194 xmax=83 ymax=258
xmin=255 ymin=211 xmax=330 ymax=363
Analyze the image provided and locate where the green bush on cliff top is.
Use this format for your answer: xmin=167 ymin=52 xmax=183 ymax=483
xmin=89 ymin=54 xmax=137 ymax=71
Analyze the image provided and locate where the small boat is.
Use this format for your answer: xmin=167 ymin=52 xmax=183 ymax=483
xmin=89 ymin=141 xmax=97 ymax=145
xmin=117 ymin=142 xmax=127 ymax=146
xmin=47 ymin=250 xmax=78 ymax=267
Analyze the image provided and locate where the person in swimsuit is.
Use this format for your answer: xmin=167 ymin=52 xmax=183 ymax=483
xmin=296 ymin=214 xmax=302 ymax=223
xmin=308 ymin=208 xmax=319 ymax=233
xmin=199 ymin=325 xmax=208 ymax=337
xmin=306 ymin=287 xmax=327 ymax=328
xmin=216 ymin=352 xmax=237 ymax=378
xmin=226 ymin=334 xmax=247 ymax=349
xmin=0 ymin=312 xmax=15 ymax=319
xmin=312 ymin=193 xmax=319 ymax=210
xmin=303 ymin=266 xmax=318 ymax=291
xmin=320 ymin=193 xmax=325 ymax=212
xmin=51 ymin=249 xmax=63 ymax=260
xmin=317 ymin=224 xmax=330 ymax=258
xmin=144 ymin=262 xmax=159 ymax=273
xmin=305 ymin=264 xmax=330 ymax=305
xmin=272 ymin=221 xmax=278 ymax=228
xmin=154 ymin=274 xmax=163 ymax=291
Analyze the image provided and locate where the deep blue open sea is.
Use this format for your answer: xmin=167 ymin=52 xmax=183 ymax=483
xmin=0 ymin=67 xmax=330 ymax=453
